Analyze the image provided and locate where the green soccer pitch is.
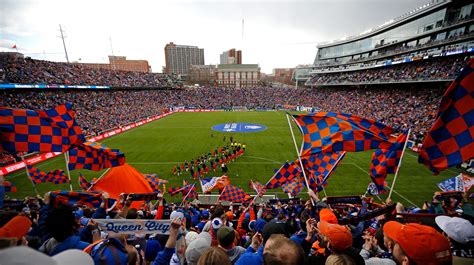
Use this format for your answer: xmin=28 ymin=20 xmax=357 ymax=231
xmin=4 ymin=111 xmax=459 ymax=206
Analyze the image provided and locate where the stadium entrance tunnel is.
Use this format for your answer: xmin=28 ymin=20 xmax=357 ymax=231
xmin=212 ymin=122 xmax=267 ymax=132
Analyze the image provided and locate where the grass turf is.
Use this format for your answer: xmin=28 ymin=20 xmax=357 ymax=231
xmin=4 ymin=111 xmax=459 ymax=206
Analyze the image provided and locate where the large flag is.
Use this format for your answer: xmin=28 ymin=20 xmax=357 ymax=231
xmin=292 ymin=112 xmax=400 ymax=157
xmin=49 ymin=190 xmax=117 ymax=210
xmin=266 ymin=162 xmax=301 ymax=189
xmin=370 ymin=131 xmax=408 ymax=191
xmin=144 ymin=174 xmax=168 ymax=192
xmin=78 ymin=173 xmax=91 ymax=190
xmin=301 ymin=152 xmax=345 ymax=191
xmin=200 ymin=176 xmax=231 ymax=193
xmin=219 ymin=185 xmax=251 ymax=203
xmin=0 ymin=103 xmax=84 ymax=153
xmin=282 ymin=175 xmax=305 ymax=197
xmin=27 ymin=165 xmax=69 ymax=185
xmin=68 ymin=141 xmax=125 ymax=171
xmin=249 ymin=179 xmax=266 ymax=197
xmin=418 ymin=59 xmax=474 ymax=174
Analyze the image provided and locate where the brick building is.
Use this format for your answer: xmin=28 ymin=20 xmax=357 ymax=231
xmin=220 ymin=49 xmax=242 ymax=64
xmin=164 ymin=42 xmax=205 ymax=79
xmin=215 ymin=64 xmax=260 ymax=88
xmin=76 ymin=56 xmax=151 ymax=73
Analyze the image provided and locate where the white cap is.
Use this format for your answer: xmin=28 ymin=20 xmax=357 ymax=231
xmin=0 ymin=246 xmax=93 ymax=265
xmin=170 ymin=210 xmax=184 ymax=221
xmin=211 ymin=218 xmax=223 ymax=231
xmin=435 ymin=216 xmax=474 ymax=244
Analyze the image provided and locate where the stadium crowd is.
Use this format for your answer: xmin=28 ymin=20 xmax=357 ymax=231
xmin=0 ymin=189 xmax=472 ymax=265
xmin=0 ymin=54 xmax=180 ymax=88
xmin=308 ymin=56 xmax=466 ymax=86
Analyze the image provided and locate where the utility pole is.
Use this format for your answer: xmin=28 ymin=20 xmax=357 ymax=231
xmin=58 ymin=24 xmax=70 ymax=63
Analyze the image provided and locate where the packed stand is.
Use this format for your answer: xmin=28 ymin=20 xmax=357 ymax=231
xmin=309 ymin=56 xmax=467 ymax=86
xmin=0 ymin=54 xmax=180 ymax=88
xmin=0 ymin=188 xmax=473 ymax=265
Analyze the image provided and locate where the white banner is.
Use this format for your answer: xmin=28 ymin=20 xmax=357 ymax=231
xmin=95 ymin=219 xmax=171 ymax=235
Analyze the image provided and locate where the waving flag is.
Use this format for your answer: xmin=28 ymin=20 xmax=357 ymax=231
xmin=419 ymin=59 xmax=474 ymax=174
xmin=292 ymin=112 xmax=400 ymax=157
xmin=249 ymin=179 xmax=266 ymax=197
xmin=266 ymin=162 xmax=301 ymax=189
xmin=168 ymin=180 xmax=193 ymax=196
xmin=301 ymin=152 xmax=345 ymax=191
xmin=78 ymin=173 xmax=91 ymax=190
xmin=144 ymin=174 xmax=168 ymax=192
xmin=200 ymin=176 xmax=231 ymax=193
xmin=27 ymin=165 xmax=68 ymax=185
xmin=219 ymin=185 xmax=251 ymax=203
xmin=182 ymin=184 xmax=198 ymax=201
xmin=68 ymin=141 xmax=125 ymax=171
xmin=282 ymin=175 xmax=304 ymax=197
xmin=49 ymin=190 xmax=117 ymax=210
xmin=3 ymin=181 xmax=17 ymax=192
xmin=370 ymin=131 xmax=408 ymax=192
xmin=0 ymin=103 xmax=84 ymax=153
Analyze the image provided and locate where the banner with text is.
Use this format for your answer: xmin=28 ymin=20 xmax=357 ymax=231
xmin=95 ymin=219 xmax=171 ymax=235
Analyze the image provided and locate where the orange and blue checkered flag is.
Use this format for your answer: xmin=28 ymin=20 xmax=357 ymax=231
xmin=419 ymin=59 xmax=474 ymax=174
xmin=370 ymin=131 xmax=408 ymax=191
xmin=249 ymin=180 xmax=266 ymax=197
xmin=266 ymin=162 xmax=301 ymax=189
xmin=78 ymin=173 xmax=91 ymax=190
xmin=292 ymin=112 xmax=400 ymax=157
xmin=219 ymin=185 xmax=251 ymax=203
xmin=282 ymin=175 xmax=304 ymax=197
xmin=182 ymin=183 xmax=198 ymax=201
xmin=301 ymin=152 xmax=345 ymax=192
xmin=27 ymin=164 xmax=69 ymax=185
xmin=68 ymin=141 xmax=125 ymax=171
xmin=0 ymin=103 xmax=84 ymax=153
xmin=145 ymin=174 xmax=168 ymax=192
xmin=3 ymin=180 xmax=17 ymax=192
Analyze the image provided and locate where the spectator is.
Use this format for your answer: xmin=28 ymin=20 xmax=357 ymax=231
xmin=262 ymin=234 xmax=304 ymax=265
xmin=383 ymin=221 xmax=452 ymax=265
xmin=435 ymin=216 xmax=474 ymax=264
xmin=198 ymin=246 xmax=232 ymax=265
xmin=217 ymin=226 xmax=246 ymax=264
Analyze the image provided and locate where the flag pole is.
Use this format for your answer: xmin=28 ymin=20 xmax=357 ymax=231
xmin=21 ymin=156 xmax=40 ymax=197
xmin=388 ymin=129 xmax=411 ymax=200
xmin=319 ymin=152 xmax=346 ymax=197
xmin=215 ymin=185 xmax=226 ymax=205
xmin=64 ymin=152 xmax=73 ymax=191
xmin=182 ymin=184 xmax=195 ymax=203
xmin=285 ymin=113 xmax=314 ymax=205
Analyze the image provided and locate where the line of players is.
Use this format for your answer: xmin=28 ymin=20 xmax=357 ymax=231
xmin=172 ymin=142 xmax=246 ymax=179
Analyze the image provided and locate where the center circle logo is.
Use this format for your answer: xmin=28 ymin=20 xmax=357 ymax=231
xmin=212 ymin=122 xmax=267 ymax=133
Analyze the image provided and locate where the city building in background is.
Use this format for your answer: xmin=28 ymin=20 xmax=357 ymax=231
xmin=76 ymin=55 xmax=151 ymax=73
xmin=272 ymin=68 xmax=294 ymax=85
xmin=215 ymin=64 xmax=260 ymax=88
xmin=305 ymin=0 xmax=474 ymax=87
xmin=220 ymin=48 xmax=242 ymax=64
xmin=164 ymin=42 xmax=205 ymax=79
xmin=188 ymin=64 xmax=216 ymax=85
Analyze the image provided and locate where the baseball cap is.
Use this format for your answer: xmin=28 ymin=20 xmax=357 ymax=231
xmin=185 ymin=231 xmax=199 ymax=245
xmin=317 ymin=221 xmax=352 ymax=251
xmin=0 ymin=246 xmax=93 ymax=265
xmin=319 ymin=208 xmax=338 ymax=224
xmin=226 ymin=211 xmax=234 ymax=221
xmin=0 ymin=216 xmax=32 ymax=240
xmin=383 ymin=221 xmax=452 ymax=265
xmin=435 ymin=216 xmax=474 ymax=244
xmin=170 ymin=210 xmax=184 ymax=221
xmin=185 ymin=232 xmax=212 ymax=265
xmin=217 ymin=226 xmax=235 ymax=248
xmin=201 ymin=210 xmax=210 ymax=219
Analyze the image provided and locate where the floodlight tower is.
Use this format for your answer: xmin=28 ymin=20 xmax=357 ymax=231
xmin=57 ymin=24 xmax=70 ymax=63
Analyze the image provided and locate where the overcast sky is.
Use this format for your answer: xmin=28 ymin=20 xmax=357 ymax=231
xmin=1 ymin=0 xmax=428 ymax=73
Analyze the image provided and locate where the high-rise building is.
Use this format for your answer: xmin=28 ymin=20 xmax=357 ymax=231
xmin=164 ymin=42 xmax=205 ymax=78
xmin=220 ymin=48 xmax=242 ymax=64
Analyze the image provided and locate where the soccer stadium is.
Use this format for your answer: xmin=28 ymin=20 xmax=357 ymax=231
xmin=0 ymin=0 xmax=473 ymax=264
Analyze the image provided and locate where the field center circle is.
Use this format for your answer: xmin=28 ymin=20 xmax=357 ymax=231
xmin=212 ymin=122 xmax=267 ymax=132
